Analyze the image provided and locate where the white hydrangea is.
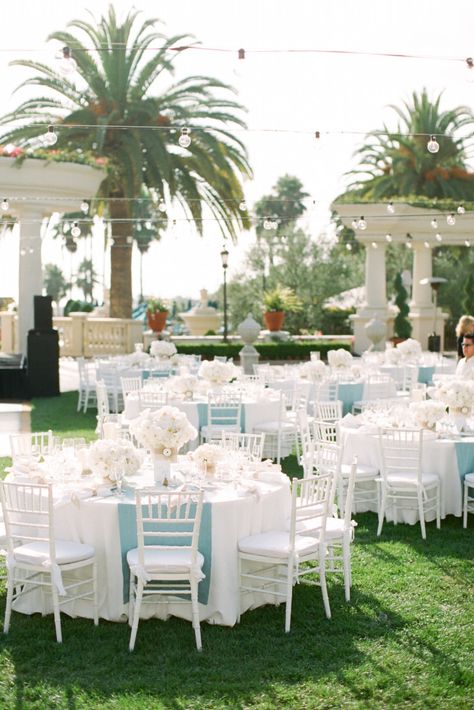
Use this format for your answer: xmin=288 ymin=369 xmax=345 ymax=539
xmin=408 ymin=400 xmax=447 ymax=430
xmin=88 ymin=439 xmax=143 ymax=482
xmin=150 ymin=340 xmax=177 ymax=359
xmin=327 ymin=348 xmax=353 ymax=369
xmin=300 ymin=360 xmax=327 ymax=381
xmin=198 ymin=359 xmax=238 ymax=384
xmin=396 ymin=338 xmax=422 ymax=362
xmin=129 ymin=405 xmax=197 ymax=453
xmin=431 ymin=379 xmax=474 ymax=414
xmin=164 ymin=374 xmax=199 ymax=399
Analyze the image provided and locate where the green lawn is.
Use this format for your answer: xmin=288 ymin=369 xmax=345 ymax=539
xmin=0 ymin=392 xmax=471 ymax=709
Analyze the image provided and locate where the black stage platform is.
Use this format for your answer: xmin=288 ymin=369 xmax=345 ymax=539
xmin=0 ymin=353 xmax=29 ymax=400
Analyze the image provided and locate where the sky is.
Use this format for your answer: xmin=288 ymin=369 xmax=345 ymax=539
xmin=1 ymin=0 xmax=474 ymax=304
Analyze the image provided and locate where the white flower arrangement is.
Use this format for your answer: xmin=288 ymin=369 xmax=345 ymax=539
xmin=384 ymin=348 xmax=402 ymax=365
xmin=129 ymin=405 xmax=197 ymax=454
xmin=150 ymin=340 xmax=177 ymax=359
xmin=300 ymin=360 xmax=327 ymax=381
xmin=327 ymin=348 xmax=353 ymax=369
xmin=164 ymin=374 xmax=199 ymax=399
xmin=88 ymin=439 xmax=143 ymax=482
xmin=431 ymin=379 xmax=474 ymax=415
xmin=396 ymin=338 xmax=422 ymax=362
xmin=408 ymin=400 xmax=447 ymax=430
xmin=188 ymin=443 xmax=225 ymax=470
xmin=198 ymin=359 xmax=238 ymax=385
xmin=121 ymin=351 xmax=153 ymax=367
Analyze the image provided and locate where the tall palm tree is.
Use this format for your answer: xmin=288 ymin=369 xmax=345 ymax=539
xmin=347 ymin=89 xmax=474 ymax=200
xmin=0 ymin=5 xmax=251 ymax=317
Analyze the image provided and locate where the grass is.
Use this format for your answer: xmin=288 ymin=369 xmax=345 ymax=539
xmin=0 ymin=391 xmax=472 ymax=709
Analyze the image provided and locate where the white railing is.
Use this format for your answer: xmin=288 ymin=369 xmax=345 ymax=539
xmin=0 ymin=311 xmax=143 ymax=357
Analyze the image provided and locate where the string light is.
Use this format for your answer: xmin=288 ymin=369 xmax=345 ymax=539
xmin=178 ymin=128 xmax=191 ymax=148
xmin=345 ymin=243 xmax=352 ymax=251
xmin=71 ymin=221 xmax=81 ymax=237
xmin=238 ymin=48 xmax=245 ymax=60
xmin=435 ymin=233 xmax=443 ymax=242
xmin=405 ymin=233 xmax=413 ymax=249
xmin=427 ymin=135 xmax=440 ymax=153
xmin=42 ymin=126 xmax=58 ymax=146
xmin=424 ymin=241 xmax=430 ymax=248
xmin=239 ymin=201 xmax=247 ymax=211
xmin=387 ymin=202 xmax=395 ymax=214
xmin=56 ymin=46 xmax=77 ymax=76
xmin=351 ymin=219 xmax=358 ymax=229
xmin=465 ymin=239 xmax=471 ymax=247
xmin=158 ymin=201 xmax=167 ymax=212
xmin=80 ymin=201 xmax=89 ymax=214
xmin=371 ymin=241 xmax=378 ymax=248
xmin=430 ymin=218 xmax=438 ymax=229
xmin=357 ymin=216 xmax=367 ymax=230
xmin=263 ymin=217 xmax=274 ymax=230
xmin=457 ymin=204 xmax=465 ymax=214
xmin=1 ymin=199 xmax=8 ymax=212
xmin=385 ymin=233 xmax=392 ymax=242
xmin=447 ymin=213 xmax=456 ymax=226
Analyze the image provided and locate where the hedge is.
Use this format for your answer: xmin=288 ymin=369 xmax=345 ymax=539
xmin=175 ymin=341 xmax=352 ymax=362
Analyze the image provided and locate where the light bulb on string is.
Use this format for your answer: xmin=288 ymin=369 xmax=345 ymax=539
xmin=430 ymin=218 xmax=438 ymax=229
xmin=71 ymin=222 xmax=81 ymax=238
xmin=239 ymin=201 xmax=247 ymax=212
xmin=127 ymin=236 xmax=134 ymax=244
xmin=435 ymin=233 xmax=443 ymax=242
xmin=387 ymin=202 xmax=395 ymax=214
xmin=345 ymin=243 xmax=352 ymax=251
xmin=158 ymin=201 xmax=166 ymax=213
xmin=427 ymin=135 xmax=440 ymax=154
xmin=56 ymin=46 xmax=77 ymax=77
xmin=447 ymin=213 xmax=456 ymax=226
xmin=405 ymin=233 xmax=413 ymax=249
xmin=1 ymin=199 xmax=9 ymax=212
xmin=145 ymin=221 xmax=152 ymax=230
xmin=42 ymin=126 xmax=58 ymax=146
xmin=385 ymin=233 xmax=392 ymax=242
xmin=465 ymin=240 xmax=471 ymax=247
xmin=80 ymin=201 xmax=89 ymax=214
xmin=424 ymin=241 xmax=430 ymax=248
xmin=263 ymin=217 xmax=273 ymax=231
xmin=466 ymin=57 xmax=474 ymax=83
xmin=357 ymin=216 xmax=367 ymax=230
xmin=457 ymin=204 xmax=465 ymax=214
xmin=371 ymin=241 xmax=378 ymax=249
xmin=351 ymin=219 xmax=358 ymax=230
xmin=178 ymin=128 xmax=191 ymax=148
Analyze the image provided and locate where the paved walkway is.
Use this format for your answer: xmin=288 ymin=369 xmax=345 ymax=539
xmin=0 ymin=358 xmax=79 ymax=457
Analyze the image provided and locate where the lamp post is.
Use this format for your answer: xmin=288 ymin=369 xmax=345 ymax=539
xmin=220 ymin=246 xmax=229 ymax=343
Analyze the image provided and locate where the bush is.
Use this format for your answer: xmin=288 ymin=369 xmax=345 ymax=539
xmin=320 ymin=307 xmax=355 ymax=334
xmin=63 ymin=299 xmax=95 ymax=316
xmin=175 ymin=340 xmax=351 ymax=362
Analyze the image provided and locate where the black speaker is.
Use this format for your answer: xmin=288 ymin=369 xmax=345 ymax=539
xmin=27 ymin=330 xmax=60 ymax=397
xmin=428 ymin=334 xmax=441 ymax=353
xmin=33 ymin=295 xmax=53 ymax=332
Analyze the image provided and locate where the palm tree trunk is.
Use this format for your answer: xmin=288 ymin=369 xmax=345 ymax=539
xmin=109 ymin=197 xmax=133 ymax=318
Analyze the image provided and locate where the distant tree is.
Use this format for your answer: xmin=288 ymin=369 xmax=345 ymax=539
xmin=75 ymin=259 xmax=97 ymax=303
xmin=43 ymin=263 xmax=69 ymax=304
xmin=393 ymin=272 xmax=412 ymax=339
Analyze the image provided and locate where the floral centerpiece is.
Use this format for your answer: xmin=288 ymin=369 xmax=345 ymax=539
xmin=396 ymin=338 xmax=422 ymax=362
xmin=384 ymin=347 xmax=402 ymax=365
xmin=188 ymin=443 xmax=225 ymax=476
xmin=88 ymin=439 xmax=143 ymax=484
xmin=198 ymin=359 xmax=238 ymax=386
xmin=129 ymin=406 xmax=197 ymax=483
xmin=150 ymin=340 xmax=177 ymax=360
xmin=408 ymin=400 xmax=446 ymax=430
xmin=431 ymin=379 xmax=474 ymax=416
xmin=165 ymin=374 xmax=199 ymax=400
xmin=327 ymin=348 xmax=353 ymax=369
xmin=300 ymin=360 xmax=327 ymax=381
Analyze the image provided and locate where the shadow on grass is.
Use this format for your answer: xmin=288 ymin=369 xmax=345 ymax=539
xmin=0 ymin=582 xmax=406 ymax=710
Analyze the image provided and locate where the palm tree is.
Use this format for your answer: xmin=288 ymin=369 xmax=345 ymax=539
xmin=347 ymin=89 xmax=474 ymax=200
xmin=0 ymin=5 xmax=251 ymax=317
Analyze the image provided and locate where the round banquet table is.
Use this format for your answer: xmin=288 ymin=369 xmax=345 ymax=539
xmin=339 ymin=425 xmax=473 ymax=522
xmin=8 ymin=465 xmax=291 ymax=626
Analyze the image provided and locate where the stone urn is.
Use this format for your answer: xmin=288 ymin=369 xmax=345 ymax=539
xmin=238 ymin=313 xmax=261 ymax=374
xmin=365 ymin=316 xmax=387 ymax=352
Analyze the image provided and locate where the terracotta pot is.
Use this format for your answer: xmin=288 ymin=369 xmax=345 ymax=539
xmin=147 ymin=311 xmax=168 ymax=332
xmin=263 ymin=310 xmax=285 ymax=332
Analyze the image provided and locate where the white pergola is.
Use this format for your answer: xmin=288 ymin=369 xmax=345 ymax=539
xmin=0 ymin=157 xmax=105 ymax=354
xmin=331 ymin=201 xmax=471 ymax=353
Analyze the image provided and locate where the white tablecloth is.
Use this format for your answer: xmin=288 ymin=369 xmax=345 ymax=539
xmin=340 ymin=425 xmax=469 ymax=521
xmin=8 ymin=467 xmax=291 ymax=626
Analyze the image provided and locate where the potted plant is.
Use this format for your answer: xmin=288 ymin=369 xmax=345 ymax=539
xmin=262 ymin=286 xmax=302 ymax=332
xmin=146 ymin=298 xmax=169 ymax=332
xmin=392 ymin=272 xmax=412 ymax=343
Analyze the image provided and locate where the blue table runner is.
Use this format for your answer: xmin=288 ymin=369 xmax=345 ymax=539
xmin=454 ymin=440 xmax=474 ymax=483
xmin=117 ymin=492 xmax=212 ymax=605
xmin=337 ymin=382 xmax=364 ymax=416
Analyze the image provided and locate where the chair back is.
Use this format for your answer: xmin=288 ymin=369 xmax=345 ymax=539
xmin=207 ymin=391 xmax=242 ymax=429
xmin=290 ymin=473 xmax=333 ymax=544
xmin=313 ymin=400 xmax=343 ymax=422
xmin=10 ymin=430 xmax=54 ymax=460
xmin=121 ymin=376 xmax=142 ymax=400
xmin=378 ymin=427 xmax=423 ymax=483
xmin=96 ymin=363 xmax=123 ymax=412
xmin=363 ymin=374 xmax=397 ymax=401
xmin=138 ymin=389 xmax=169 ymax=410
xmin=313 ymin=419 xmax=338 ymax=444
xmin=0 ymin=481 xmax=55 ymax=561
xmin=134 ymin=489 xmax=203 ymax=571
xmin=96 ymin=381 xmax=110 ymax=417
xmin=297 ymin=409 xmax=314 ymax=476
xmin=220 ymin=432 xmax=265 ymax=460
xmin=313 ymin=380 xmax=338 ymax=402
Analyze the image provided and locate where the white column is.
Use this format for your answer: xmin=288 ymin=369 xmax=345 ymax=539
xmin=365 ymin=243 xmax=387 ymax=308
xmin=18 ymin=206 xmax=45 ymax=355
xmin=411 ymin=242 xmax=432 ymax=308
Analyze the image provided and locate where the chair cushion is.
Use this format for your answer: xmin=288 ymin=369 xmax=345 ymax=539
xmin=238 ymin=530 xmax=319 ymax=558
xmin=253 ymin=421 xmax=296 ymax=433
xmin=14 ymin=540 xmax=95 ymax=566
xmin=341 ymin=463 xmax=378 ymax=478
xmin=127 ymin=547 xmax=204 ymax=574
xmin=386 ymin=471 xmax=439 ymax=488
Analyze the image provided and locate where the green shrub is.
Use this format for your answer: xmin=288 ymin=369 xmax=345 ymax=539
xmin=63 ymin=299 xmax=95 ymax=316
xmin=176 ymin=340 xmax=352 ymax=362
